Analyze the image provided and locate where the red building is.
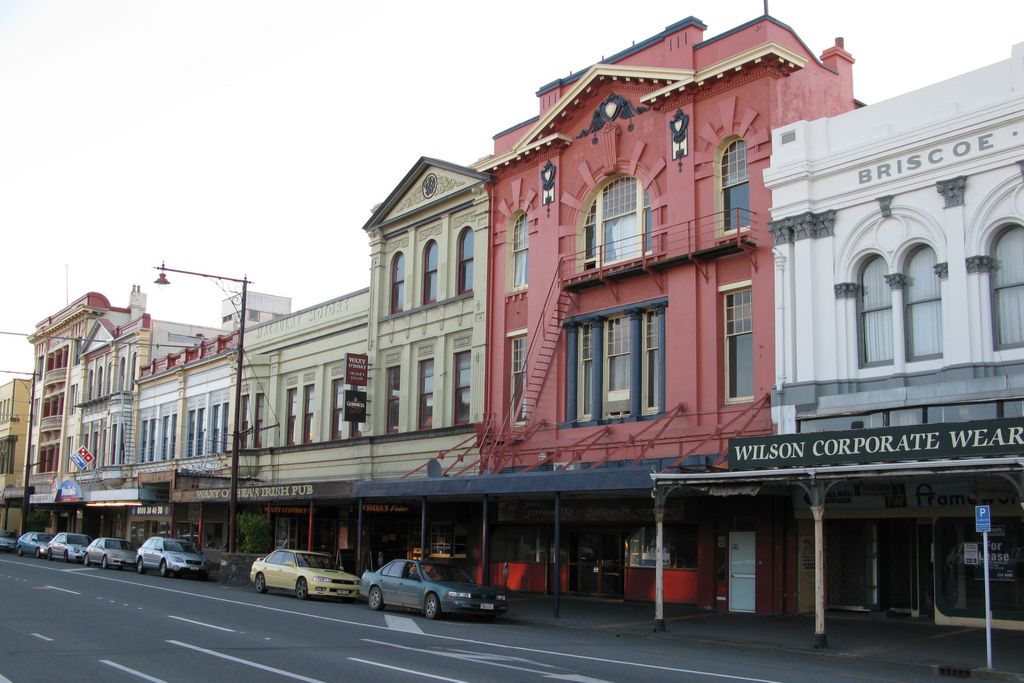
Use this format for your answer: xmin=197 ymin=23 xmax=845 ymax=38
xmin=475 ymin=15 xmax=856 ymax=612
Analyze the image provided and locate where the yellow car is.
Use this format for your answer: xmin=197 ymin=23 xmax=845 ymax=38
xmin=250 ymin=549 xmax=360 ymax=602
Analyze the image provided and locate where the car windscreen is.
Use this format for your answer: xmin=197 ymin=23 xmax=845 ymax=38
xmin=164 ymin=541 xmax=197 ymax=553
xmin=67 ymin=535 xmax=90 ymax=545
xmin=36 ymin=534 xmax=53 ymax=542
xmin=0 ymin=531 xmax=15 ymax=539
xmin=421 ymin=563 xmax=473 ymax=583
xmin=106 ymin=539 xmax=132 ymax=550
xmin=296 ymin=553 xmax=332 ymax=570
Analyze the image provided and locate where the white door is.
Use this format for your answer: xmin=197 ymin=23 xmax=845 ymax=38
xmin=729 ymin=531 xmax=756 ymax=613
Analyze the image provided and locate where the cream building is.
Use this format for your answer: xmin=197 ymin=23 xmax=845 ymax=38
xmin=0 ymin=378 xmax=30 ymax=531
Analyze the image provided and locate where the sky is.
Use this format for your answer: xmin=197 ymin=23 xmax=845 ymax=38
xmin=0 ymin=0 xmax=1022 ymax=387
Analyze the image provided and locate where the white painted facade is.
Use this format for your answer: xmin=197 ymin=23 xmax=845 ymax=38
xmin=766 ymin=43 xmax=1024 ymax=429
xmin=764 ymin=43 xmax=1024 ymax=628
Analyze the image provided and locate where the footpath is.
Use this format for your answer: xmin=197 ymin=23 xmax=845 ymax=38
xmin=505 ymin=595 xmax=1024 ymax=681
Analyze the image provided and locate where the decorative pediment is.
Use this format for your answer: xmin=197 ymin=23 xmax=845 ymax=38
xmin=80 ymin=319 xmax=116 ymax=356
xmin=363 ymin=157 xmax=491 ymax=233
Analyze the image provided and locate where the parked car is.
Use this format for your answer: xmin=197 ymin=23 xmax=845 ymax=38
xmin=136 ymin=536 xmax=208 ymax=579
xmin=46 ymin=533 xmax=92 ymax=563
xmin=359 ymin=559 xmax=508 ymax=621
xmin=16 ymin=532 xmax=53 ymax=557
xmin=84 ymin=537 xmax=137 ymax=570
xmin=250 ymin=549 xmax=360 ymax=602
xmin=0 ymin=530 xmax=16 ymax=552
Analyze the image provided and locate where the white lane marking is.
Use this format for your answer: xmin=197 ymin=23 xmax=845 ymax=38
xmin=40 ymin=585 xmax=80 ymax=594
xmin=384 ymin=614 xmax=423 ymax=634
xmin=361 ymin=637 xmax=782 ymax=683
xmin=362 ymin=638 xmax=607 ymax=681
xmin=30 ymin=633 xmax=54 ymax=642
xmin=348 ymin=658 xmax=467 ymax=683
xmin=168 ymin=615 xmax=236 ymax=632
xmin=100 ymin=660 xmax=168 ymax=683
xmin=5 ymin=558 xmax=783 ymax=682
xmin=166 ymin=640 xmax=326 ymax=683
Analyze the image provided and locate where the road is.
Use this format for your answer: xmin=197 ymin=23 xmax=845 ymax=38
xmin=0 ymin=554 xmax=943 ymax=683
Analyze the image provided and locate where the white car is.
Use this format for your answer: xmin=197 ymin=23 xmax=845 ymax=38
xmin=45 ymin=532 xmax=92 ymax=563
xmin=0 ymin=530 xmax=16 ymax=552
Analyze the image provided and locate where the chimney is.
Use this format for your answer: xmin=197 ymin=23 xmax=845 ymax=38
xmin=129 ymin=285 xmax=147 ymax=321
xmin=820 ymin=37 xmax=856 ymax=108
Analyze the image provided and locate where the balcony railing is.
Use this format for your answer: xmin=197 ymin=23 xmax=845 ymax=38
xmin=39 ymin=415 xmax=63 ymax=431
xmin=44 ymin=367 xmax=67 ymax=386
xmin=559 ymin=208 xmax=757 ymax=288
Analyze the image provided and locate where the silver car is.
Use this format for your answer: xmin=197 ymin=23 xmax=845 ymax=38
xmin=0 ymin=530 xmax=16 ymax=552
xmin=84 ymin=537 xmax=137 ymax=570
xmin=45 ymin=533 xmax=92 ymax=563
xmin=136 ymin=536 xmax=209 ymax=580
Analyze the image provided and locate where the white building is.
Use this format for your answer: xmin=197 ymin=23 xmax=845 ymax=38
xmin=764 ymin=44 xmax=1024 ymax=628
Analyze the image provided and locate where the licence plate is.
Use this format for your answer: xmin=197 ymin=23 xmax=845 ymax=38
xmin=481 ymin=603 xmax=494 ymax=610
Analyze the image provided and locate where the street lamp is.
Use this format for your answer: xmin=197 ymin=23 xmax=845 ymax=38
xmin=154 ymin=262 xmax=250 ymax=554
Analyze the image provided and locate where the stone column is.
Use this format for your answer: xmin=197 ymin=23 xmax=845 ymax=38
xmin=629 ymin=309 xmax=643 ymax=419
xmin=590 ymin=317 xmax=605 ymax=422
xmin=884 ymin=273 xmax=907 ymax=373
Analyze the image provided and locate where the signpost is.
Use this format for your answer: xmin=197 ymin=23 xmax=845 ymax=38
xmin=975 ymin=505 xmax=992 ymax=670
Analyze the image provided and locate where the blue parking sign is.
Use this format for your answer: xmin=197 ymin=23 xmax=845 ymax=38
xmin=975 ymin=505 xmax=991 ymax=533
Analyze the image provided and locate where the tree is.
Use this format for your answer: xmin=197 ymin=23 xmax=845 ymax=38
xmin=235 ymin=512 xmax=272 ymax=554
xmin=25 ymin=511 xmax=49 ymax=532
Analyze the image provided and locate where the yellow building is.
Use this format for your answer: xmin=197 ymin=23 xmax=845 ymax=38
xmin=0 ymin=378 xmax=31 ymax=531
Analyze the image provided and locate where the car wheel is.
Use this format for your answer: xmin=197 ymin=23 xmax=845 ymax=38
xmin=83 ymin=554 xmax=90 ymax=567
xmin=159 ymin=560 xmax=171 ymax=578
xmin=16 ymin=547 xmax=22 ymax=557
xmin=254 ymin=573 xmax=267 ymax=593
xmin=368 ymin=586 xmax=384 ymax=611
xmin=423 ymin=593 xmax=442 ymax=620
xmin=295 ymin=577 xmax=308 ymax=601
xmin=63 ymin=550 xmax=70 ymax=564
xmin=101 ymin=555 xmax=109 ymax=570
xmin=46 ymin=549 xmax=53 ymax=561
xmin=137 ymin=558 xmax=146 ymax=574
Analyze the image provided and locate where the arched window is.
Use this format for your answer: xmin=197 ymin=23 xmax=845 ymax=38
xmin=721 ymin=139 xmax=749 ymax=230
xmin=457 ymin=227 xmax=474 ymax=294
xmin=512 ymin=214 xmax=529 ymax=289
xmin=390 ymin=253 xmax=405 ymax=314
xmin=88 ymin=370 xmax=94 ymax=400
xmin=860 ymin=256 xmax=893 ymax=365
xmin=118 ymin=357 xmax=126 ymax=391
xmin=582 ymin=176 xmax=651 ymax=268
xmin=993 ymin=226 xmax=1024 ymax=348
xmin=422 ymin=241 xmax=438 ymax=305
xmin=904 ymin=246 xmax=942 ymax=360
xmin=130 ymin=352 xmax=137 ymax=390
xmin=106 ymin=362 xmax=112 ymax=393
xmin=96 ymin=366 xmax=104 ymax=398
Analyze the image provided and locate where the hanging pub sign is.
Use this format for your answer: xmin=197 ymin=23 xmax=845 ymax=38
xmin=345 ymin=353 xmax=368 ymax=386
xmin=344 ymin=389 xmax=367 ymax=423
xmin=728 ymin=418 xmax=1024 ymax=471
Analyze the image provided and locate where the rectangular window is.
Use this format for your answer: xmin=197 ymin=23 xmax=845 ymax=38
xmin=240 ymin=394 xmax=250 ymax=448
xmin=644 ymin=310 xmax=659 ymax=412
xmin=196 ymin=407 xmax=205 ymax=456
xmin=161 ymin=415 xmax=170 ymax=460
xmin=606 ymin=317 xmax=630 ymax=408
xmin=386 ymin=366 xmax=401 ymax=434
xmin=331 ymin=378 xmax=345 ymax=440
xmin=453 ymin=351 xmax=471 ymax=425
xmin=286 ymin=388 xmax=298 ymax=445
xmin=186 ymin=410 xmax=196 ymax=457
xmin=725 ymin=289 xmax=753 ymax=400
xmin=418 ymin=359 xmax=434 ymax=430
xmin=302 ymin=385 xmax=315 ymax=444
xmin=254 ymin=394 xmax=264 ymax=448
xmin=111 ymin=423 xmax=120 ymax=465
xmin=210 ymin=404 xmax=222 ymax=453
xmin=169 ymin=413 xmax=177 ymax=458
xmin=579 ymin=325 xmax=592 ymax=419
xmin=510 ymin=336 xmax=527 ymax=422
xmin=140 ymin=420 xmax=150 ymax=462
xmin=220 ymin=403 xmax=228 ymax=451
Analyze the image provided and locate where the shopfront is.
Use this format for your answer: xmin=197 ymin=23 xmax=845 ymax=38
xmin=171 ymin=480 xmax=354 ymax=561
xmin=654 ymin=417 xmax=1024 ymax=642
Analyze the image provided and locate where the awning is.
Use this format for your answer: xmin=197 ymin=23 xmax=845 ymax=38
xmin=355 ymin=467 xmax=654 ymax=499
